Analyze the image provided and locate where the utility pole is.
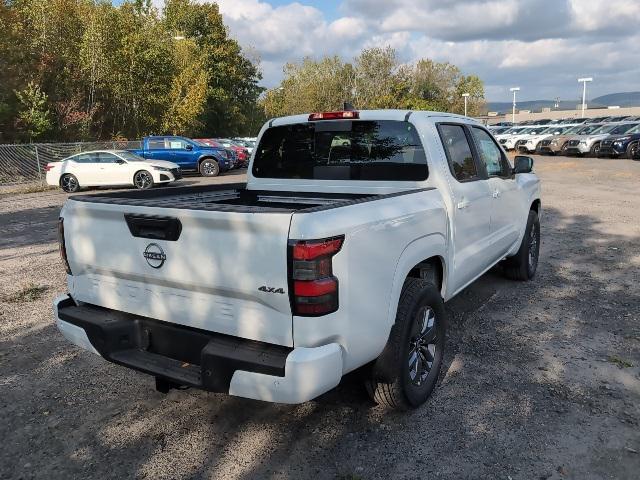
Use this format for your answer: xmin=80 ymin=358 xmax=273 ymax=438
xmin=578 ymin=77 xmax=593 ymax=118
xmin=510 ymin=87 xmax=520 ymax=124
xmin=462 ymin=93 xmax=470 ymax=117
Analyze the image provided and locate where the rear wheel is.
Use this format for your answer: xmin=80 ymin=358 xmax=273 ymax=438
xmin=60 ymin=174 xmax=79 ymax=193
xmin=365 ymin=278 xmax=446 ymax=410
xmin=199 ymin=158 xmax=220 ymax=177
xmin=503 ymin=210 xmax=540 ymax=281
xmin=133 ymin=170 xmax=154 ymax=189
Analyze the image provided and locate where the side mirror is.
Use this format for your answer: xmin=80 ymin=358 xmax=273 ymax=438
xmin=116 ymin=159 xmax=126 ymax=164
xmin=185 ymin=144 xmax=193 ymax=151
xmin=514 ymin=155 xmax=534 ymax=174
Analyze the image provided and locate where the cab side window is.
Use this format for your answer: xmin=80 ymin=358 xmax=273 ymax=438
xmin=148 ymin=139 xmax=166 ymax=150
xmin=471 ymin=127 xmax=511 ymax=177
xmin=168 ymin=139 xmax=188 ymax=149
xmin=437 ymin=124 xmax=479 ymax=182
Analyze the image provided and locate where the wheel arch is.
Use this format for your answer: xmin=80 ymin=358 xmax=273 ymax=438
xmin=530 ymin=198 xmax=541 ymax=214
xmin=385 ymin=234 xmax=447 ymax=335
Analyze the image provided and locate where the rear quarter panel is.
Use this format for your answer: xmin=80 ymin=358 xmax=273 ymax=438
xmin=289 ymin=189 xmax=447 ymax=373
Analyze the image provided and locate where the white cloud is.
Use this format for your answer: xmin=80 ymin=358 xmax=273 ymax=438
xmin=568 ymin=0 xmax=640 ymax=31
xmin=212 ymin=0 xmax=640 ymax=100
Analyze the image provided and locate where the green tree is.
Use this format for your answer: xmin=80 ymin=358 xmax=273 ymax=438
xmin=162 ymin=38 xmax=208 ymax=135
xmin=262 ymin=48 xmax=485 ymax=118
xmin=14 ymin=82 xmax=52 ymax=141
xmin=163 ymin=0 xmax=264 ymax=136
xmin=454 ymin=75 xmax=486 ymax=116
xmin=350 ymin=46 xmax=401 ymax=109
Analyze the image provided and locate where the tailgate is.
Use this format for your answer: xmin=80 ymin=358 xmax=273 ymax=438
xmin=62 ymin=200 xmax=294 ymax=346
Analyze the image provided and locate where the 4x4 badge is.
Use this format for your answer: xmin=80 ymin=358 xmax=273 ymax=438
xmin=258 ymin=286 xmax=285 ymax=294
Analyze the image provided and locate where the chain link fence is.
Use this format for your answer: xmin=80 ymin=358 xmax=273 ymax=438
xmin=0 ymin=141 xmax=142 ymax=186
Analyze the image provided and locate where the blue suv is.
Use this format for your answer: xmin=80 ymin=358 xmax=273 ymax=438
xmin=131 ymin=136 xmax=233 ymax=176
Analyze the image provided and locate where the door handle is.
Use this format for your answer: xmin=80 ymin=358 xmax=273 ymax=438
xmin=457 ymin=200 xmax=471 ymax=209
xmin=492 ymin=190 xmax=501 ymax=198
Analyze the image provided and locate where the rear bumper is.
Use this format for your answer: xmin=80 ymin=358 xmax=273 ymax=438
xmin=53 ymin=295 xmax=343 ymax=404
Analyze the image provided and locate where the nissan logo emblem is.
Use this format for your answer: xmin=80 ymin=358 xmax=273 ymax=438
xmin=143 ymin=243 xmax=166 ymax=269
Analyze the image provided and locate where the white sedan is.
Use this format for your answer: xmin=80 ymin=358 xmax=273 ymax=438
xmin=45 ymin=150 xmax=182 ymax=193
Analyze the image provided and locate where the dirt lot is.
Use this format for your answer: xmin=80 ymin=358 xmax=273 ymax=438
xmin=1 ymin=158 xmax=639 ymax=480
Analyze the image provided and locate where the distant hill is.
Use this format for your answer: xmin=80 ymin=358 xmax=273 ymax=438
xmin=486 ymin=91 xmax=640 ymax=114
xmin=591 ymin=92 xmax=640 ymax=108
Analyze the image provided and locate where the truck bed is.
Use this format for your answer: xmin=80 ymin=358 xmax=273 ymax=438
xmin=70 ymin=183 xmax=423 ymax=213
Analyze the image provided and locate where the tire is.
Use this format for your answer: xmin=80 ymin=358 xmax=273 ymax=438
xmin=503 ymin=210 xmax=540 ymax=281
xmin=133 ymin=170 xmax=154 ymax=189
xmin=589 ymin=142 xmax=600 ymax=158
xmin=60 ymin=174 xmax=79 ymax=193
xmin=365 ymin=278 xmax=446 ymax=410
xmin=199 ymin=158 xmax=220 ymax=177
xmin=626 ymin=141 xmax=639 ymax=160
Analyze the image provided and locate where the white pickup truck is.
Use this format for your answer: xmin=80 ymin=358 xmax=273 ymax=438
xmin=53 ymin=109 xmax=541 ymax=410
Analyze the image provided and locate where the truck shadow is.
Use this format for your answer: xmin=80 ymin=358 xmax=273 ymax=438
xmin=1 ymin=205 xmax=639 ymax=479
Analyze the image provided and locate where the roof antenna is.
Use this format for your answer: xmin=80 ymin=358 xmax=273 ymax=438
xmin=343 ymin=101 xmax=356 ymax=111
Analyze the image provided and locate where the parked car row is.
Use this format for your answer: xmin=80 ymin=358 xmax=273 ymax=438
xmin=490 ymin=118 xmax=640 ymax=159
xmin=46 ymin=135 xmax=256 ymax=192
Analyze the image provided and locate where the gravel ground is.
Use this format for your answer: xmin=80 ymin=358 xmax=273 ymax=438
xmin=1 ymin=158 xmax=639 ymax=480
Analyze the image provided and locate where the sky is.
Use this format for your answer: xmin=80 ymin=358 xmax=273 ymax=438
xmin=177 ymin=1 xmax=640 ymax=102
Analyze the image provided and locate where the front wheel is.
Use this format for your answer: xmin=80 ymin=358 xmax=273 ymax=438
xmin=60 ymin=174 xmax=80 ymax=193
xmin=503 ymin=210 xmax=540 ymax=281
xmin=365 ymin=278 xmax=446 ymax=410
xmin=626 ymin=141 xmax=639 ymax=160
xmin=133 ymin=170 xmax=154 ymax=189
xmin=589 ymin=142 xmax=600 ymax=158
xmin=199 ymin=158 xmax=220 ymax=177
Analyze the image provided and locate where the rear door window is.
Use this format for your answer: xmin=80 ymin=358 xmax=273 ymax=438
xmin=252 ymin=120 xmax=428 ymax=181
xmin=437 ymin=124 xmax=479 ymax=182
xmin=147 ymin=138 xmax=166 ymax=150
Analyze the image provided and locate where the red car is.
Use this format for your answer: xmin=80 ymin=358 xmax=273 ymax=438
xmin=215 ymin=138 xmax=250 ymax=168
xmin=196 ymin=139 xmax=249 ymax=168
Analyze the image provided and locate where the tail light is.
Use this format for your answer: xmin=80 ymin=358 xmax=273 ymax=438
xmin=289 ymin=236 xmax=343 ymax=316
xmin=58 ymin=218 xmax=72 ymax=275
xmin=308 ymin=111 xmax=359 ymax=121
xmin=44 ymin=163 xmax=54 ymax=172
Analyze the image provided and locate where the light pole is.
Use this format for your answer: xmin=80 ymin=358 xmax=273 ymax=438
xmin=578 ymin=77 xmax=593 ymax=118
xmin=510 ymin=87 xmax=520 ymax=124
xmin=462 ymin=93 xmax=470 ymax=117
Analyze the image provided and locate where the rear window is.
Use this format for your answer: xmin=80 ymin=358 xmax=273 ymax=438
xmin=252 ymin=120 xmax=427 ymax=181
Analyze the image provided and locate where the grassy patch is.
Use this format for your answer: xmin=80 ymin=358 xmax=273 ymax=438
xmin=0 ymin=182 xmax=56 ymax=195
xmin=608 ymin=355 xmax=634 ymax=369
xmin=4 ymin=284 xmax=49 ymax=303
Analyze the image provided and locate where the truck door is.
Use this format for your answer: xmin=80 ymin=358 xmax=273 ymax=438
xmin=469 ymin=126 xmax=523 ymax=261
xmin=166 ymin=137 xmax=195 ymax=168
xmin=145 ymin=137 xmax=171 ymax=161
xmin=436 ymin=123 xmax=494 ymax=292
